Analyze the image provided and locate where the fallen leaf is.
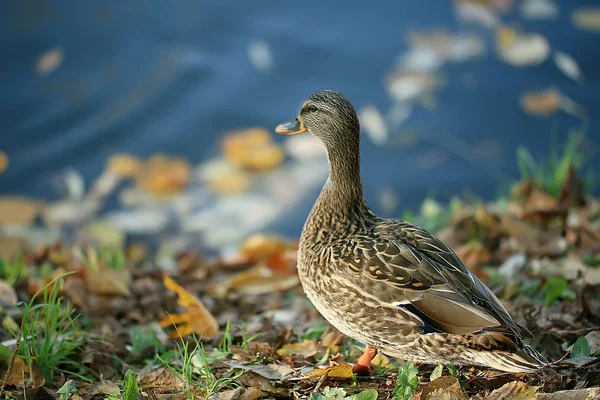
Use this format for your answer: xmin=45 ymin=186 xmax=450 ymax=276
xmin=247 ymin=40 xmax=274 ymax=73
xmin=496 ymin=27 xmax=550 ymax=67
xmin=84 ymin=256 xmax=131 ymax=297
xmin=215 ymin=265 xmax=299 ymax=297
xmin=138 ymin=367 xmax=184 ymax=393
xmin=160 ymin=274 xmax=218 ymax=338
xmin=0 ymin=279 xmax=17 ymax=305
xmin=0 ymin=197 xmax=42 ymax=225
xmin=521 ymin=0 xmax=559 ymax=20
xmin=224 ymin=361 xmax=294 ymax=380
xmin=87 ymin=380 xmax=121 ymax=397
xmin=0 ymin=151 xmax=8 ymax=174
xmin=305 ymin=363 xmax=354 ymax=380
xmin=538 ymin=387 xmax=600 ymax=399
xmin=321 ymin=330 xmax=345 ymax=353
xmin=223 ymin=128 xmax=285 ymax=171
xmin=572 ymin=7 xmax=600 ymax=32
xmin=237 ymin=371 xmax=288 ymax=397
xmin=239 ymin=234 xmax=288 ymax=262
xmin=553 ymin=51 xmax=583 ymax=82
xmin=276 ymin=339 xmax=318 ymax=358
xmin=4 ymin=357 xmax=45 ymax=389
xmin=107 ymin=154 xmax=143 ymax=178
xmin=421 ymin=376 xmax=466 ymax=400
xmin=487 ymin=381 xmax=540 ymax=400
xmin=36 ymin=47 xmax=64 ymax=75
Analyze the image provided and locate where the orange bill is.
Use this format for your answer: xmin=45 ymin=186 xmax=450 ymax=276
xmin=275 ymin=119 xmax=307 ymax=135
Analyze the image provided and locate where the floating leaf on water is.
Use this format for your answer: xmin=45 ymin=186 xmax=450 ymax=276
xmin=0 ymin=151 xmax=8 ymax=174
xmin=553 ymin=51 xmax=583 ymax=82
xmin=386 ymin=71 xmax=439 ymax=102
xmin=496 ymin=27 xmax=550 ymax=67
xmin=521 ymin=0 xmax=559 ymax=20
xmin=284 ymin=134 xmax=326 ymax=160
xmin=160 ymin=274 xmax=219 ymax=338
xmin=36 ymin=47 xmax=64 ymax=75
xmin=62 ymin=168 xmax=86 ymax=201
xmin=359 ymin=104 xmax=388 ymax=146
xmin=455 ymin=0 xmax=499 ymax=28
xmin=572 ymin=7 xmax=600 ymax=32
xmin=520 ymin=88 xmax=561 ymax=117
xmin=247 ymin=40 xmax=274 ymax=73
xmin=198 ymin=159 xmax=252 ymax=195
xmin=107 ymin=153 xmax=143 ymax=178
xmin=138 ymin=154 xmax=192 ymax=196
xmin=448 ymin=34 xmax=486 ymax=62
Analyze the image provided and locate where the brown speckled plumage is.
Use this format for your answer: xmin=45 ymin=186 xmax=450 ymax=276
xmin=276 ymin=90 xmax=548 ymax=373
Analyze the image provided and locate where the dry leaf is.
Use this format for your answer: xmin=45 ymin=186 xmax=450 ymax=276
xmin=276 ymin=339 xmax=318 ymax=358
xmin=0 ymin=197 xmax=42 ymax=225
xmin=0 ymin=151 xmax=8 ymax=174
xmin=222 ymin=128 xmax=285 ymax=171
xmin=4 ymin=358 xmax=45 ymax=389
xmin=84 ymin=257 xmax=131 ymax=297
xmin=520 ymin=88 xmax=561 ymax=117
xmin=224 ymin=361 xmax=294 ymax=380
xmin=572 ymin=8 xmax=600 ymax=32
xmin=36 ymin=47 xmax=64 ymax=75
xmin=496 ymin=27 xmax=550 ymax=67
xmin=304 ymin=363 xmax=354 ymax=380
xmin=239 ymin=234 xmax=288 ymax=262
xmin=487 ymin=381 xmax=540 ymax=400
xmin=138 ymin=367 xmax=184 ymax=393
xmin=0 ymin=279 xmax=18 ymax=305
xmin=107 ymin=154 xmax=143 ymax=178
xmin=215 ymin=265 xmax=299 ymax=297
xmin=421 ymin=376 xmax=466 ymax=400
xmin=538 ymin=387 xmax=600 ymax=399
xmin=160 ymin=274 xmax=218 ymax=338
xmin=553 ymin=51 xmax=583 ymax=82
xmin=321 ymin=330 xmax=345 ymax=353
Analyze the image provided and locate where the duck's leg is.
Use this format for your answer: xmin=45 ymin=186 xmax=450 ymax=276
xmin=352 ymin=347 xmax=378 ymax=375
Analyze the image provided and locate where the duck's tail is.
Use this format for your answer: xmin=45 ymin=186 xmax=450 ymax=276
xmin=472 ymin=343 xmax=548 ymax=373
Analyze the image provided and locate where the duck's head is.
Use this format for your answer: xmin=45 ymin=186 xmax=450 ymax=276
xmin=275 ymin=90 xmax=360 ymax=148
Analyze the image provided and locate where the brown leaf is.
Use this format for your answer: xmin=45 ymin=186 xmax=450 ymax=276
xmin=0 ymin=197 xmax=42 ymax=225
xmin=538 ymin=387 xmax=600 ymax=400
xmin=487 ymin=381 xmax=540 ymax=400
xmin=160 ymin=274 xmax=218 ymax=338
xmin=138 ymin=367 xmax=184 ymax=393
xmin=0 ymin=280 xmax=17 ymax=305
xmin=421 ymin=376 xmax=466 ymax=400
xmin=321 ymin=330 xmax=345 ymax=353
xmin=304 ymin=363 xmax=354 ymax=380
xmin=222 ymin=128 xmax=285 ymax=171
xmin=239 ymin=234 xmax=288 ymax=262
xmin=276 ymin=339 xmax=319 ymax=358
xmin=4 ymin=358 xmax=45 ymax=389
xmin=85 ymin=259 xmax=131 ymax=297
xmin=215 ymin=265 xmax=299 ymax=297
xmin=454 ymin=242 xmax=491 ymax=272
xmin=224 ymin=361 xmax=294 ymax=380
xmin=87 ymin=380 xmax=121 ymax=397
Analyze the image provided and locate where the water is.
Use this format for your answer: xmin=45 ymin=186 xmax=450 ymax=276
xmin=1 ymin=0 xmax=599 ymax=239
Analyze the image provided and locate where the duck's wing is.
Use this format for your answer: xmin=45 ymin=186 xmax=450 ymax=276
xmin=335 ymin=219 xmax=526 ymax=338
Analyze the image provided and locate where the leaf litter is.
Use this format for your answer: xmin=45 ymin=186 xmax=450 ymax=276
xmin=1 ymin=2 xmax=600 ymax=399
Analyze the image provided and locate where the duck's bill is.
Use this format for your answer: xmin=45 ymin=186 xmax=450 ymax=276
xmin=275 ymin=119 xmax=307 ymax=135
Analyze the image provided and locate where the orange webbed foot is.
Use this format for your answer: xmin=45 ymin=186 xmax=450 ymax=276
xmin=352 ymin=347 xmax=378 ymax=375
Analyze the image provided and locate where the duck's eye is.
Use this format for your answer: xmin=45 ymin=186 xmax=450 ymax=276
xmin=308 ymin=105 xmax=319 ymax=113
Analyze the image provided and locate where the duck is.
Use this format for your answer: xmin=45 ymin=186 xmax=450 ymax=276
xmin=275 ymin=90 xmax=548 ymax=374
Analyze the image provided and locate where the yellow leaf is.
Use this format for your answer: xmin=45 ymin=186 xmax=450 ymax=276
xmin=0 ymin=151 xmax=8 ymax=174
xmin=320 ymin=331 xmax=345 ymax=353
xmin=304 ymin=363 xmax=353 ymax=380
xmin=107 ymin=154 xmax=143 ymax=178
xmin=487 ymin=381 xmax=540 ymax=400
xmin=162 ymin=275 xmax=218 ymax=338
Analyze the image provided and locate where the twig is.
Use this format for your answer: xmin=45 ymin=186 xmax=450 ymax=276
xmin=0 ymin=316 xmax=26 ymax=396
xmin=313 ymin=370 xmax=329 ymax=394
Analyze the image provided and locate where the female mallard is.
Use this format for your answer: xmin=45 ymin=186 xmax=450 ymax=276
xmin=275 ymin=90 xmax=548 ymax=374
